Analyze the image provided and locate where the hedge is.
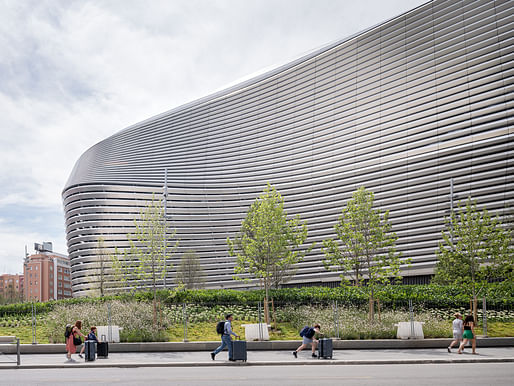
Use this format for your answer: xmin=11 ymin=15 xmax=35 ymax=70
xmin=1 ymin=282 xmax=512 ymax=316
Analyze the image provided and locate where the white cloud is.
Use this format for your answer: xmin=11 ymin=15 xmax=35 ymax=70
xmin=0 ymin=0 xmax=426 ymax=274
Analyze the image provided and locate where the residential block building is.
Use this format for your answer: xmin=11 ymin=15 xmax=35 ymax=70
xmin=24 ymin=243 xmax=72 ymax=301
xmin=0 ymin=274 xmax=24 ymax=302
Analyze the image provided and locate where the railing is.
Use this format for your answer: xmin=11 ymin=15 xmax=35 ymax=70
xmin=0 ymin=336 xmax=20 ymax=366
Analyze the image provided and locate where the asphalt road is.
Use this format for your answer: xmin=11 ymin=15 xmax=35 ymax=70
xmin=1 ymin=363 xmax=513 ymax=385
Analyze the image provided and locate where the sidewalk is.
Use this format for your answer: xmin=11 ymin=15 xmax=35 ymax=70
xmin=1 ymin=347 xmax=513 ymax=369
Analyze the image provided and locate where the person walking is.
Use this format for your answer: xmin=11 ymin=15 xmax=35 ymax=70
xmin=293 ymin=323 xmax=322 ymax=358
xmin=458 ymin=315 xmax=477 ymax=354
xmin=211 ymin=314 xmax=239 ymax=361
xmin=447 ymin=312 xmax=463 ymax=352
xmin=66 ymin=320 xmax=87 ymax=362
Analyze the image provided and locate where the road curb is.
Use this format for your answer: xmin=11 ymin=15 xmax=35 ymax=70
xmin=1 ymin=357 xmax=513 ymax=370
xmin=2 ymin=337 xmax=513 ymax=354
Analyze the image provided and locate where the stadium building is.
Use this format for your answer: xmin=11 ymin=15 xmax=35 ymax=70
xmin=63 ymin=0 xmax=514 ymax=297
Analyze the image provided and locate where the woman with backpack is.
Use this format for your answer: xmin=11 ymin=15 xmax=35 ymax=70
xmin=293 ymin=323 xmax=321 ymax=358
xmin=65 ymin=320 xmax=87 ymax=362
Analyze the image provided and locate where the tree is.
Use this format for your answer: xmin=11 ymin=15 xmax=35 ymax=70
xmin=433 ymin=197 xmax=513 ymax=321
xmin=270 ymin=261 xmax=296 ymax=289
xmin=86 ymin=237 xmax=110 ymax=297
xmin=322 ymin=186 xmax=403 ymax=320
xmin=175 ymin=250 xmax=204 ymax=289
xmin=125 ymin=196 xmax=178 ymax=325
xmin=227 ymin=183 xmax=312 ymax=324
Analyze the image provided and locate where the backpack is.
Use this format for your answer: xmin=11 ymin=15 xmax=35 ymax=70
xmin=216 ymin=321 xmax=226 ymax=335
xmin=299 ymin=326 xmax=315 ymax=338
xmin=64 ymin=324 xmax=73 ymax=339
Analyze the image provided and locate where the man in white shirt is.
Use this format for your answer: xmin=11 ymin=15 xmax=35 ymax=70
xmin=448 ymin=312 xmax=463 ymax=352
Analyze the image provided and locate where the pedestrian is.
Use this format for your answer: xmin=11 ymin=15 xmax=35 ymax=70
xmin=66 ymin=320 xmax=87 ymax=362
xmin=87 ymin=326 xmax=99 ymax=343
xmin=211 ymin=313 xmax=239 ymax=361
xmin=458 ymin=315 xmax=477 ymax=354
xmin=447 ymin=312 xmax=463 ymax=352
xmin=293 ymin=323 xmax=322 ymax=358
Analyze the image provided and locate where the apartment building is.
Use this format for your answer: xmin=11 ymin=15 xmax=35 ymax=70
xmin=0 ymin=273 xmax=24 ymax=302
xmin=24 ymin=242 xmax=72 ymax=301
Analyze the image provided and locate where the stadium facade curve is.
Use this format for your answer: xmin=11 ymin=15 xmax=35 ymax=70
xmin=63 ymin=0 xmax=514 ymax=297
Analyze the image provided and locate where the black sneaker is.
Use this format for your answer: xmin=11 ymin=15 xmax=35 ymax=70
xmin=312 ymin=353 xmax=317 ymax=358
xmin=292 ymin=351 xmax=297 ymax=358
xmin=210 ymin=353 xmax=215 ymax=360
xmin=78 ymin=354 xmax=83 ymax=359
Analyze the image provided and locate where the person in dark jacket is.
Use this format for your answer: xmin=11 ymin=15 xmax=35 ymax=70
xmin=293 ymin=323 xmax=321 ymax=358
xmin=87 ymin=326 xmax=99 ymax=342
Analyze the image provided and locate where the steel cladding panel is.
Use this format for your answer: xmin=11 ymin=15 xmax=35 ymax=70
xmin=63 ymin=0 xmax=514 ymax=296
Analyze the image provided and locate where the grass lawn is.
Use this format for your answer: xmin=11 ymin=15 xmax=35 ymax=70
xmin=1 ymin=318 xmax=513 ymax=343
xmin=480 ymin=322 xmax=514 ymax=337
xmin=0 ymin=325 xmax=51 ymax=344
xmin=167 ymin=320 xmax=300 ymax=342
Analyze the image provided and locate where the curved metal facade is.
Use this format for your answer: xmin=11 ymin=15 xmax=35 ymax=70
xmin=64 ymin=0 xmax=514 ymax=297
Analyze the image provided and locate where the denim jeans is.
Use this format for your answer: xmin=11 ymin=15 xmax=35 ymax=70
xmin=213 ymin=334 xmax=232 ymax=358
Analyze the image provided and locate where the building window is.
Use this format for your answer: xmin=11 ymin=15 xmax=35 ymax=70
xmin=50 ymin=266 xmax=53 ymax=270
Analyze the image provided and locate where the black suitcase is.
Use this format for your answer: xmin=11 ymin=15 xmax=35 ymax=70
xmin=317 ymin=338 xmax=333 ymax=359
xmin=84 ymin=340 xmax=96 ymax=361
xmin=97 ymin=341 xmax=109 ymax=359
xmin=230 ymin=339 xmax=247 ymax=362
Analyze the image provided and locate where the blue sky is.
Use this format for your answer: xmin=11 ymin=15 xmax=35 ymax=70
xmin=0 ymin=0 xmax=426 ymax=274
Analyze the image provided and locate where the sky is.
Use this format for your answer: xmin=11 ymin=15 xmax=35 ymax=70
xmin=0 ymin=0 xmax=427 ymax=274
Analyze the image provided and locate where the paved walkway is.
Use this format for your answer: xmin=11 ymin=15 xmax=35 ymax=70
xmin=1 ymin=347 xmax=513 ymax=369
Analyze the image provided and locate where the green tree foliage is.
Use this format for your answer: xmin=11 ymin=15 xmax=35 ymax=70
xmin=322 ymin=187 xmax=404 ymax=320
xmin=227 ymin=183 xmax=313 ymax=323
xmin=175 ymin=250 xmax=204 ymax=289
xmin=86 ymin=237 xmax=111 ymax=297
xmin=433 ymin=198 xmax=513 ymax=319
xmin=124 ymin=196 xmax=178 ymax=325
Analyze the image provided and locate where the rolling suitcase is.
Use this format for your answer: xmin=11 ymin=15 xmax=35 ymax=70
xmin=97 ymin=341 xmax=109 ymax=359
xmin=317 ymin=338 xmax=333 ymax=359
xmin=84 ymin=340 xmax=96 ymax=361
xmin=230 ymin=338 xmax=247 ymax=362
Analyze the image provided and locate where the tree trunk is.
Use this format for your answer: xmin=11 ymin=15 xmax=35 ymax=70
xmin=473 ymin=296 xmax=478 ymax=325
xmin=153 ymin=285 xmax=157 ymax=328
xmin=271 ymin=298 xmax=277 ymax=331
xmin=264 ymin=281 xmax=270 ymax=326
xmin=369 ymin=296 xmax=375 ymax=322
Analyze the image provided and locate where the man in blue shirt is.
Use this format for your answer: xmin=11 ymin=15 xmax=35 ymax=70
xmin=211 ymin=314 xmax=239 ymax=361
